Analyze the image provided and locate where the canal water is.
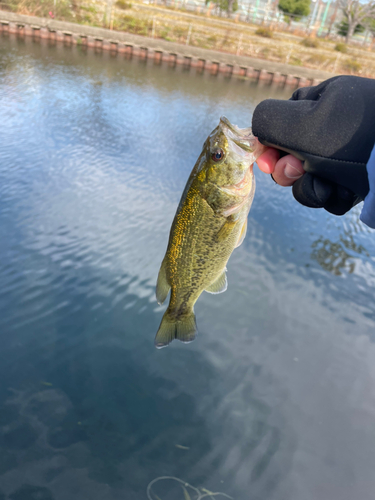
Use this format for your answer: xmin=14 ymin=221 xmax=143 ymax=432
xmin=1 ymin=34 xmax=375 ymax=500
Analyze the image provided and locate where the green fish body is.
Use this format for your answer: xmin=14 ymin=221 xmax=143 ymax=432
xmin=155 ymin=117 xmax=264 ymax=348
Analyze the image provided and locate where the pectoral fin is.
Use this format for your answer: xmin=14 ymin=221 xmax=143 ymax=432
xmin=205 ymin=270 xmax=228 ymax=294
xmin=235 ymin=218 xmax=247 ymax=248
xmin=156 ymin=258 xmax=170 ymax=305
xmin=216 ymin=219 xmax=237 ymax=242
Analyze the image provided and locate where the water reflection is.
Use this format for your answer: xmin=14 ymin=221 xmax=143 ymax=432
xmin=311 ymin=233 xmax=369 ymax=275
xmin=0 ymin=276 xmax=286 ymax=498
xmin=147 ymin=476 xmax=233 ymax=500
xmin=0 ymin=34 xmax=375 ymax=500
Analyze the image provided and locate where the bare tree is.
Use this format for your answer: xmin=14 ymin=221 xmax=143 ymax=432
xmin=340 ymin=0 xmax=375 ymax=43
xmin=227 ymin=0 xmax=235 ymax=16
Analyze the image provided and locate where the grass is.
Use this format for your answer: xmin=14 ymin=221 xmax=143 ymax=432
xmin=3 ymin=0 xmax=75 ymax=20
xmin=159 ymin=27 xmax=172 ymax=41
xmin=80 ymin=5 xmax=98 ymax=14
xmin=115 ymin=0 xmax=132 ymax=9
xmin=255 ymin=26 xmax=273 ymax=38
xmin=1 ymin=0 xmax=374 ymax=77
xmin=334 ymin=42 xmax=348 ymax=53
xmin=290 ymin=55 xmax=302 ymax=66
xmin=207 ymin=34 xmax=218 ymax=44
xmin=173 ymin=26 xmax=188 ymax=39
xmin=343 ymin=58 xmax=361 ymax=73
xmin=301 ymin=37 xmax=319 ymax=48
xmin=115 ymin=14 xmax=149 ymax=35
xmin=307 ymin=53 xmax=328 ymax=65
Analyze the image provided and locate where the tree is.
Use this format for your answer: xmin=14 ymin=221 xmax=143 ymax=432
xmin=205 ymin=0 xmax=238 ymax=17
xmin=336 ymin=18 xmax=365 ymax=36
xmin=278 ymin=0 xmax=310 ymax=24
xmin=339 ymin=0 xmax=375 ymax=43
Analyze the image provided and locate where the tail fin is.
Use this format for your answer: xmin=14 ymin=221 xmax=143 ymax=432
xmin=154 ymin=309 xmax=197 ymax=349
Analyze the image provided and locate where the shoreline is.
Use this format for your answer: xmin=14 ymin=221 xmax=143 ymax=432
xmin=0 ymin=10 xmax=337 ymax=86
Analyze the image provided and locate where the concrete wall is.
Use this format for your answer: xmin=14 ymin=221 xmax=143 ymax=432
xmin=0 ymin=10 xmax=336 ymax=85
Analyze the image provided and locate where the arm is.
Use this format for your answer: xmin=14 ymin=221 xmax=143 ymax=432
xmin=360 ymin=145 xmax=375 ymax=229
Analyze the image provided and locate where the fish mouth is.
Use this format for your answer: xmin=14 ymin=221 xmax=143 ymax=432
xmin=220 ymin=116 xmax=257 ymax=158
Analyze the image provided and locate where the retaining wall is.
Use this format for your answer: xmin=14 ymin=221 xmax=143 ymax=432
xmin=0 ymin=10 xmax=336 ymax=87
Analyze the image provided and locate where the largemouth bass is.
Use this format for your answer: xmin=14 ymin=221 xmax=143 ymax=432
xmin=155 ymin=117 xmax=265 ymax=348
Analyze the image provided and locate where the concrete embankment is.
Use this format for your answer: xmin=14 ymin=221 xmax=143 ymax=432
xmin=0 ymin=10 xmax=336 ymax=87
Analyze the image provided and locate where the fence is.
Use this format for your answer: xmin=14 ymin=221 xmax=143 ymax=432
xmin=0 ymin=0 xmax=373 ymax=44
xmin=135 ymin=0 xmax=363 ymax=40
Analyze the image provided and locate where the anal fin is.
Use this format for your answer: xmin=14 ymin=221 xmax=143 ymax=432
xmin=205 ymin=270 xmax=228 ymax=294
xmin=156 ymin=258 xmax=170 ymax=305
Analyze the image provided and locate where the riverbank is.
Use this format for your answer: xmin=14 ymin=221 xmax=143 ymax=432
xmin=0 ymin=10 xmax=338 ymax=86
xmin=2 ymin=0 xmax=374 ymax=77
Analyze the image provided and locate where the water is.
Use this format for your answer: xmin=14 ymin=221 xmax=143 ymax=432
xmin=0 ymin=35 xmax=375 ymax=500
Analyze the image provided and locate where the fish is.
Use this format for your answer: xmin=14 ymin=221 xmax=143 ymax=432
xmin=155 ymin=116 xmax=265 ymax=348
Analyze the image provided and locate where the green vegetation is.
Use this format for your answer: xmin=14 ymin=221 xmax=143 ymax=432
xmin=2 ymin=0 xmax=75 ymax=20
xmin=160 ymin=29 xmax=172 ymax=41
xmin=205 ymin=0 xmax=238 ymax=17
xmin=301 ymin=37 xmax=319 ymax=48
xmin=343 ymin=58 xmax=362 ymax=73
xmin=115 ymin=14 xmax=148 ymax=35
xmin=115 ymin=0 xmax=132 ymax=9
xmin=366 ymin=18 xmax=375 ymax=37
xmin=207 ymin=34 xmax=218 ymax=44
xmin=1 ymin=0 xmax=373 ymax=78
xmin=334 ymin=42 xmax=348 ymax=53
xmin=80 ymin=4 xmax=98 ymax=14
xmin=291 ymin=55 xmax=303 ymax=65
xmin=78 ymin=4 xmax=100 ymax=25
xmin=307 ymin=53 xmax=328 ymax=65
xmin=173 ymin=26 xmax=188 ymax=39
xmin=255 ymin=27 xmax=273 ymax=38
xmin=194 ymin=37 xmax=209 ymax=48
xmin=278 ymin=0 xmax=310 ymax=24
xmin=337 ymin=19 xmax=364 ymax=37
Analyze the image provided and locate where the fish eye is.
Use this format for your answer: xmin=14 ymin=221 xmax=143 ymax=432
xmin=212 ymin=149 xmax=224 ymax=162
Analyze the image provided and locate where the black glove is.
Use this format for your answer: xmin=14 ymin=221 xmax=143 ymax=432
xmin=252 ymin=76 xmax=375 ymax=215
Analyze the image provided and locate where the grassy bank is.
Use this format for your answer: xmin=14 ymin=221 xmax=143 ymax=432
xmin=1 ymin=0 xmax=374 ymax=77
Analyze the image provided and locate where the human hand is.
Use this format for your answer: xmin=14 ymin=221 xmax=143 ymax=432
xmin=256 ymin=148 xmax=304 ymax=186
xmin=252 ymin=76 xmax=375 ymax=215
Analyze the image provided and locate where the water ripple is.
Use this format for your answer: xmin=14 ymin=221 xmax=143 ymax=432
xmin=0 ymin=35 xmax=375 ymax=500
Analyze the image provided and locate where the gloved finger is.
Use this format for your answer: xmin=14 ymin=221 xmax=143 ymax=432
xmin=253 ymin=76 xmax=375 ymax=171
xmin=292 ymin=173 xmax=359 ymax=215
xmin=323 ymin=185 xmax=359 ymax=216
xmin=252 ymin=97 xmax=317 ymax=153
xmin=292 ymin=173 xmax=333 ymax=208
xmin=256 ymin=147 xmax=280 ymax=174
xmin=272 ymin=154 xmax=304 ymax=187
xmin=290 ymin=86 xmax=314 ymax=101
